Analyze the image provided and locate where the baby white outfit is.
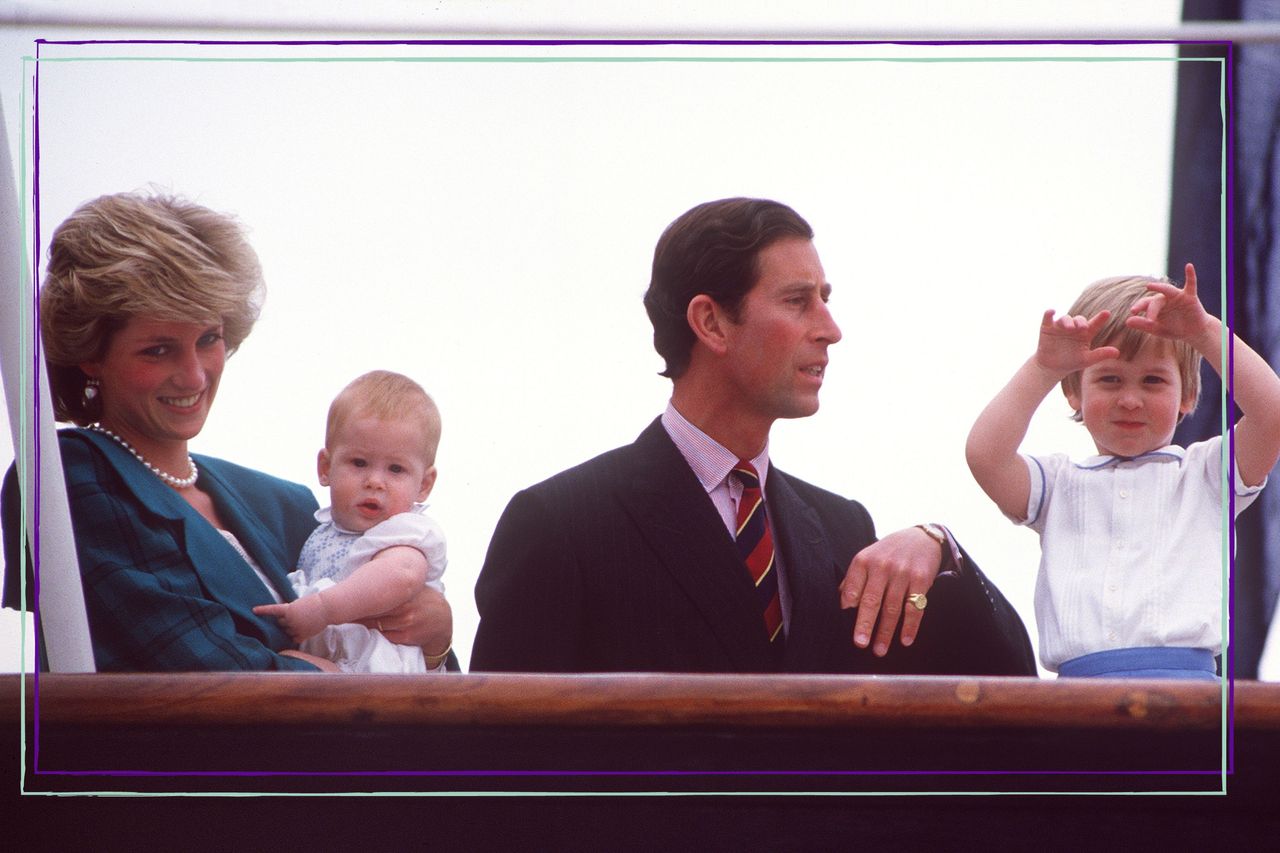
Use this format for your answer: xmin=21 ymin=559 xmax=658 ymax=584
xmin=291 ymin=505 xmax=446 ymax=673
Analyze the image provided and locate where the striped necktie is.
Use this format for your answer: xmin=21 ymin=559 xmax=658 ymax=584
xmin=733 ymin=460 xmax=783 ymax=645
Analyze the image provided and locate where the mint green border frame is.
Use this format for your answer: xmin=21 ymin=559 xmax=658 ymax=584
xmin=10 ymin=42 xmax=1230 ymax=798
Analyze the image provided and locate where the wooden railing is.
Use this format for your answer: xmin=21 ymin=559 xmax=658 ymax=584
xmin=6 ymin=671 xmax=1259 ymax=728
xmin=7 ymin=672 xmax=1280 ymax=801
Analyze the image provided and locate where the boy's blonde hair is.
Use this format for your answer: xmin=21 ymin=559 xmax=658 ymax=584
xmin=325 ymin=371 xmax=442 ymax=465
xmin=1060 ymin=275 xmax=1202 ymax=422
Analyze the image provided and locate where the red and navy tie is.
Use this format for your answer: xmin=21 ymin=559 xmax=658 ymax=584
xmin=733 ymin=460 xmax=783 ymax=644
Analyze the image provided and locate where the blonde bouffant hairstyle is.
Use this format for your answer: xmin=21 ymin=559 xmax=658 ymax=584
xmin=39 ymin=191 xmax=265 ymax=425
xmin=1059 ymin=274 xmax=1203 ymax=422
xmin=325 ymin=371 xmax=442 ymax=466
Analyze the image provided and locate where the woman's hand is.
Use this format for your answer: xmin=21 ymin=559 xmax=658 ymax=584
xmin=357 ymin=586 xmax=452 ymax=658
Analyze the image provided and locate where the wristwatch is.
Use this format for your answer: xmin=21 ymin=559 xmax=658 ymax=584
xmin=915 ymin=523 xmax=947 ymax=547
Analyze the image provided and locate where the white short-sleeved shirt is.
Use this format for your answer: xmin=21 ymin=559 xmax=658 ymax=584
xmin=1020 ymin=435 xmax=1264 ymax=671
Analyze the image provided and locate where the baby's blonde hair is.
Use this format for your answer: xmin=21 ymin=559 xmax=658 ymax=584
xmin=1060 ymin=275 xmax=1202 ymax=422
xmin=325 ymin=371 xmax=441 ymax=465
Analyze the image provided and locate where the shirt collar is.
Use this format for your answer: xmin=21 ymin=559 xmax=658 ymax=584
xmin=1075 ymin=444 xmax=1186 ymax=470
xmin=661 ymin=401 xmax=770 ymax=493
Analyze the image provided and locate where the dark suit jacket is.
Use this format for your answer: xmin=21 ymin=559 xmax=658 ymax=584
xmin=2 ymin=428 xmax=321 ymax=671
xmin=471 ymin=419 xmax=1035 ymax=675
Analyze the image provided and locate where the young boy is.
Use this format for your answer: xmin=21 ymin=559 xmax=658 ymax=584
xmin=966 ymin=264 xmax=1280 ymax=678
xmin=255 ymin=370 xmax=449 ymax=673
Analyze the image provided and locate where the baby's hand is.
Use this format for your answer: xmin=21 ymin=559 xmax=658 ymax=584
xmin=1125 ymin=263 xmax=1215 ymax=345
xmin=1034 ymin=308 xmax=1120 ymax=378
xmin=253 ymin=595 xmax=331 ymax=643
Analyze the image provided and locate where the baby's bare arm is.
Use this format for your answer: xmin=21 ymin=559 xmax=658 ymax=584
xmin=253 ymin=546 xmax=429 ymax=642
xmin=316 ymin=545 xmax=430 ymax=627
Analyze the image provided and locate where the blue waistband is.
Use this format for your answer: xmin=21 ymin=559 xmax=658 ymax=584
xmin=1057 ymin=647 xmax=1218 ymax=680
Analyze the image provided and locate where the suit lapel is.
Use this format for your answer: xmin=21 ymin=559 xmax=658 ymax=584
xmin=764 ymin=469 xmax=846 ymax=673
xmin=616 ymin=421 xmax=773 ymax=671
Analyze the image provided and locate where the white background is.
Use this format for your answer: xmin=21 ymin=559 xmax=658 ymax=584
xmin=0 ymin=3 xmax=1195 ymax=674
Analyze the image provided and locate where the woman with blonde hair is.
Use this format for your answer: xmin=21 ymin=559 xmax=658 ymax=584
xmin=3 ymin=191 xmax=452 ymax=671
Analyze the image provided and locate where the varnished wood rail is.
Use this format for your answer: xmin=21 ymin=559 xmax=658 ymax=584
xmin=6 ymin=673 xmax=1280 ymax=797
xmin=3 ymin=671 xmax=1270 ymax=729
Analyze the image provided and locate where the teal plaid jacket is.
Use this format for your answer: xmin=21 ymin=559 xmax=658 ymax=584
xmin=4 ymin=428 xmax=320 ymax=671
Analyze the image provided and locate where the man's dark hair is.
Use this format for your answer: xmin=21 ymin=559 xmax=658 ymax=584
xmin=643 ymin=197 xmax=813 ymax=378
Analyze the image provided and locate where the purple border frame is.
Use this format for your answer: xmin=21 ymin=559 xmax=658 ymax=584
xmin=19 ymin=35 xmax=1236 ymax=794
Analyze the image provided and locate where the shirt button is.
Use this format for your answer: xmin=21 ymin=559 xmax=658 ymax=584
xmin=1108 ymin=632 xmax=1117 ymax=641
xmin=1119 ymin=490 xmax=1129 ymax=499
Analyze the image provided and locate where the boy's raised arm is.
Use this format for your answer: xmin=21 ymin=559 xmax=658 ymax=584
xmin=1127 ymin=263 xmax=1280 ymax=487
xmin=966 ymin=309 xmax=1119 ymax=520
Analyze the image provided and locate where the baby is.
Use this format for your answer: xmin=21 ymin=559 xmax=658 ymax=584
xmin=966 ymin=264 xmax=1280 ymax=679
xmin=255 ymin=370 xmax=448 ymax=673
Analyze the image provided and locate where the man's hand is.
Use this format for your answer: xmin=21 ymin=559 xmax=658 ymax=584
xmin=1034 ymin=308 xmax=1120 ymax=378
xmin=356 ymin=585 xmax=452 ymax=655
xmin=838 ymin=526 xmax=943 ymax=656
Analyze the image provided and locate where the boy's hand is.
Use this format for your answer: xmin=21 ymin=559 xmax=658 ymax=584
xmin=1034 ymin=309 xmax=1120 ymax=378
xmin=1125 ymin=263 xmax=1215 ymax=346
xmin=253 ymin=594 xmax=330 ymax=643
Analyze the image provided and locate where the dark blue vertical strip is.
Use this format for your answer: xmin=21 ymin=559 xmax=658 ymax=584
xmin=1228 ymin=0 xmax=1280 ymax=685
xmin=1248 ymin=0 xmax=1280 ymax=696
xmin=1169 ymin=1 xmax=1241 ymax=778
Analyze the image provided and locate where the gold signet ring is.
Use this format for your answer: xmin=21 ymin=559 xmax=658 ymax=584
xmin=907 ymin=593 xmax=928 ymax=611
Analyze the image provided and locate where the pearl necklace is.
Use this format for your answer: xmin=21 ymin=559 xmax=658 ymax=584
xmin=89 ymin=424 xmax=199 ymax=489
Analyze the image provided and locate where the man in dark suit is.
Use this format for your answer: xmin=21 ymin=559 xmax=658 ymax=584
xmin=471 ymin=198 xmax=1034 ymax=675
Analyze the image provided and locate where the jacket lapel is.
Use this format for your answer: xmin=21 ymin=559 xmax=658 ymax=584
xmin=763 ymin=469 xmax=847 ymax=673
xmin=194 ymin=455 xmax=298 ymax=600
xmin=615 ymin=420 xmax=774 ymax=671
xmin=76 ymin=430 xmax=294 ymax=635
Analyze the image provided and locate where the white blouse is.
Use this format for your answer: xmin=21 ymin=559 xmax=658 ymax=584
xmin=219 ymin=528 xmax=284 ymax=604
